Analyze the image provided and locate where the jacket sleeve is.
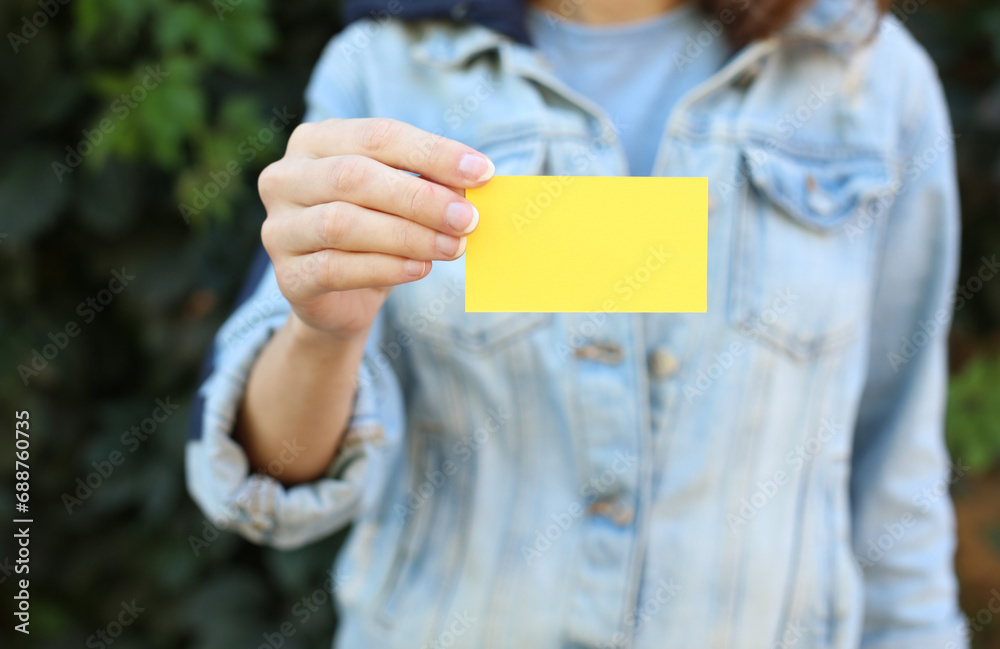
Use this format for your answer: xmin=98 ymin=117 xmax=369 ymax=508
xmin=849 ymin=42 xmax=968 ymax=649
xmin=185 ymin=23 xmax=406 ymax=550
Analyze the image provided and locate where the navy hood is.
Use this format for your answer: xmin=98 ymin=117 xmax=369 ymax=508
xmin=341 ymin=0 xmax=883 ymax=51
xmin=343 ymin=0 xmax=530 ymax=44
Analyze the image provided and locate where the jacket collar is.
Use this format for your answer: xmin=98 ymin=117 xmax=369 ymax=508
xmin=783 ymin=0 xmax=881 ymax=49
xmin=406 ymin=0 xmax=880 ymax=69
xmin=410 ymin=20 xmax=509 ymax=67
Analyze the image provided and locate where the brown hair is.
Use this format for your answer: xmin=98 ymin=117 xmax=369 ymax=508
xmin=697 ymin=0 xmax=892 ymax=48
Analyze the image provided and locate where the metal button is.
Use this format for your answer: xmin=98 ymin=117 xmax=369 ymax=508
xmin=649 ymin=348 xmax=679 ymax=378
xmin=806 ymin=177 xmax=836 ymax=216
xmin=450 ymin=1 xmax=470 ymax=19
xmin=574 ymin=343 xmax=623 ymax=365
xmin=587 ymin=499 xmax=635 ymax=526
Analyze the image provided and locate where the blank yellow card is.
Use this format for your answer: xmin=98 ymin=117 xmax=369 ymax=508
xmin=465 ymin=176 xmax=707 ymax=313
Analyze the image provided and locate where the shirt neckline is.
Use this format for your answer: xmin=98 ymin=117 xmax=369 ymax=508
xmin=526 ymin=3 xmax=697 ymax=41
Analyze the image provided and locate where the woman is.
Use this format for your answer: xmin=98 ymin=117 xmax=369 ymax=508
xmin=186 ymin=0 xmax=967 ymax=647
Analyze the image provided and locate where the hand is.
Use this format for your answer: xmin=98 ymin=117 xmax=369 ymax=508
xmin=258 ymin=117 xmax=494 ymax=340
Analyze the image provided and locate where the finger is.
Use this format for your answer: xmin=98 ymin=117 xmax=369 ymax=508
xmin=289 ymin=118 xmax=495 ymax=188
xmin=433 ymin=183 xmax=466 ymax=197
xmin=267 ymin=156 xmax=480 ymax=236
xmin=280 ymin=249 xmax=430 ymax=298
xmin=267 ymin=201 xmax=467 ymax=261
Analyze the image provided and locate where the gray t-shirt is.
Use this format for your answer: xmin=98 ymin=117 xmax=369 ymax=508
xmin=527 ymin=4 xmax=729 ymax=176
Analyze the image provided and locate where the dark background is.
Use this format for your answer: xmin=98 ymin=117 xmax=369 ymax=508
xmin=0 ymin=0 xmax=998 ymax=647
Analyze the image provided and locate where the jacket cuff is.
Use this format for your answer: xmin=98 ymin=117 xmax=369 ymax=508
xmin=185 ymin=280 xmax=382 ymax=550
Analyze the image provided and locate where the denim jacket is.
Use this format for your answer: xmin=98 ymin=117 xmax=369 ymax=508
xmin=186 ymin=2 xmax=967 ymax=647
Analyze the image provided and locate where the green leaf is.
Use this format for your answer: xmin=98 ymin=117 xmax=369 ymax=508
xmin=947 ymin=353 xmax=1000 ymax=474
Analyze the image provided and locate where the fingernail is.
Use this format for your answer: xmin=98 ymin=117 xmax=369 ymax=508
xmin=404 ymin=260 xmax=426 ymax=277
xmin=436 ymin=234 xmax=461 ymax=257
xmin=458 ymin=154 xmax=494 ymax=182
xmin=445 ymin=202 xmax=479 ymax=235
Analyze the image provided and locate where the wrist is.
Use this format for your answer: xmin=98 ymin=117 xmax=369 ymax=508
xmin=284 ymin=313 xmax=370 ymax=354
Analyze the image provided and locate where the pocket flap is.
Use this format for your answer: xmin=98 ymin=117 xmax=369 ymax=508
xmin=743 ymin=146 xmax=895 ymax=232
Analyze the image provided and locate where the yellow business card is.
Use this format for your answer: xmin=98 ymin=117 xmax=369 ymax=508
xmin=465 ymin=176 xmax=707 ymax=313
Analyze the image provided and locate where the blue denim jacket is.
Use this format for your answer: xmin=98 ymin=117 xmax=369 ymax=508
xmin=186 ymin=2 xmax=968 ymax=647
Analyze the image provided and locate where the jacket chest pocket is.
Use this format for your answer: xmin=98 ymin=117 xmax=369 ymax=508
xmin=387 ymin=123 xmax=551 ymax=356
xmin=728 ymin=145 xmax=896 ymax=360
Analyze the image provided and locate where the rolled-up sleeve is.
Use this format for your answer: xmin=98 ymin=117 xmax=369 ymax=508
xmin=185 ymin=22 xmax=406 ymax=550
xmin=850 ymin=42 xmax=967 ymax=649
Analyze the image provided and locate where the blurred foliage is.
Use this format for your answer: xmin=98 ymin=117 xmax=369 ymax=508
xmin=910 ymin=0 xmax=1000 ymax=480
xmin=0 ymin=0 xmax=347 ymax=647
xmin=0 ymin=0 xmax=997 ymax=648
xmin=948 ymin=353 xmax=1000 ymax=475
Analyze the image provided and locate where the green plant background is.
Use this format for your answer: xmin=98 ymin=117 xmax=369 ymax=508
xmin=0 ymin=0 xmax=998 ymax=647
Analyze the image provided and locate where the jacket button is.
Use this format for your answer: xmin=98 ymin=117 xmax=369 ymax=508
xmin=587 ymin=499 xmax=635 ymax=526
xmin=574 ymin=343 xmax=623 ymax=365
xmin=648 ymin=348 xmax=679 ymax=378
xmin=450 ymin=1 xmax=470 ymax=19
